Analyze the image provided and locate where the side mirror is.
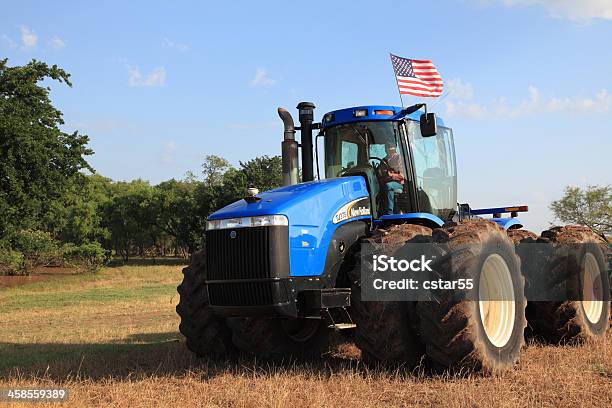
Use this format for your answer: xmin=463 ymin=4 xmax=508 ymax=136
xmin=420 ymin=112 xmax=437 ymax=137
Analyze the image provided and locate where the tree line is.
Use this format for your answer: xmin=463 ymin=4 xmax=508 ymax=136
xmin=0 ymin=59 xmax=282 ymax=274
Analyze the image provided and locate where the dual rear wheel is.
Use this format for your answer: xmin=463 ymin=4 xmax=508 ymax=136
xmin=513 ymin=226 xmax=611 ymax=343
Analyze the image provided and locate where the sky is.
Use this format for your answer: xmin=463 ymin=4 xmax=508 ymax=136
xmin=1 ymin=0 xmax=611 ymax=233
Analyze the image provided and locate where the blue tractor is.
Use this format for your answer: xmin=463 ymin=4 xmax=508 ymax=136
xmin=177 ymin=102 xmax=610 ymax=372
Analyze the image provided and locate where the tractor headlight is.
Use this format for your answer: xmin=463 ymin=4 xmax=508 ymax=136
xmin=251 ymin=215 xmax=288 ymax=227
xmin=206 ymin=215 xmax=288 ymax=230
xmin=206 ymin=220 xmax=221 ymax=230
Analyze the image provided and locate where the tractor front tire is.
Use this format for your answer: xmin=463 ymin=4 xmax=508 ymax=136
xmin=417 ymin=220 xmax=527 ymax=373
xmin=176 ymin=248 xmax=235 ymax=357
xmin=349 ymin=224 xmax=431 ymax=366
xmin=227 ymin=317 xmax=329 ymax=360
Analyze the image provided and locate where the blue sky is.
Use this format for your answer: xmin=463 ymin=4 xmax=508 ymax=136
xmin=2 ymin=0 xmax=611 ymax=232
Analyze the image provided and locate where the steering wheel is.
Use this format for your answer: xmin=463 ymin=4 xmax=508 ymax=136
xmin=369 ymin=156 xmax=382 ymax=165
xmin=370 ymin=156 xmax=391 ymax=178
xmin=370 ymin=156 xmax=388 ymax=169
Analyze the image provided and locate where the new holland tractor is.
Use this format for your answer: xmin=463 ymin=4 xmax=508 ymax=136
xmin=177 ymin=102 xmax=610 ymax=373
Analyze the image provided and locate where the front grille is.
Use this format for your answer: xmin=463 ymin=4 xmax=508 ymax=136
xmin=206 ymin=226 xmax=289 ymax=281
xmin=208 ymin=281 xmax=288 ymax=306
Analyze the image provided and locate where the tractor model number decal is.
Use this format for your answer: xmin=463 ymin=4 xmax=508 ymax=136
xmin=332 ymin=197 xmax=370 ymax=224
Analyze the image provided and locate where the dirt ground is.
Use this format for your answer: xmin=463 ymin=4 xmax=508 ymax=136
xmin=0 ymin=264 xmax=610 ymax=407
xmin=0 ymin=266 xmax=76 ymax=289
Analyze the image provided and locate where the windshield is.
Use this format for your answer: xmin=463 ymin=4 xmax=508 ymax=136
xmin=406 ymin=120 xmax=457 ymax=219
xmin=324 ymin=121 xmax=408 ymax=179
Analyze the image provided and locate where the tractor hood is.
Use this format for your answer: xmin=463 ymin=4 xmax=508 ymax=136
xmin=208 ymin=176 xmax=371 ymax=276
xmin=208 ymin=176 xmax=370 ymax=225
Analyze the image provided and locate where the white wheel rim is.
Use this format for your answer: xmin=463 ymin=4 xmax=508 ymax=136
xmin=582 ymin=253 xmax=603 ymax=324
xmin=479 ymin=254 xmax=516 ymax=348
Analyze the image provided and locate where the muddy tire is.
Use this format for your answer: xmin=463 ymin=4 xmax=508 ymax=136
xmin=227 ymin=317 xmax=329 ymax=359
xmin=176 ymin=248 xmax=235 ymax=357
xmin=417 ymin=220 xmax=527 ymax=373
xmin=527 ymin=226 xmax=610 ymax=343
xmin=348 ymin=224 xmax=431 ymax=366
xmin=507 ymin=228 xmax=538 ymax=245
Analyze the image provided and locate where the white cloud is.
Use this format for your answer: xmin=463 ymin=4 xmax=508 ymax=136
xmin=250 ymin=68 xmax=276 ymax=87
xmin=490 ymin=0 xmax=612 ymax=22
xmin=127 ymin=66 xmax=166 ymax=87
xmin=161 ymin=38 xmax=189 ymax=52
xmin=444 ymin=85 xmax=612 ymax=119
xmin=446 ymin=78 xmax=474 ymax=100
xmin=49 ymin=36 xmax=65 ymax=50
xmin=161 ymin=141 xmax=176 ymax=164
xmin=20 ymin=26 xmax=37 ymax=49
xmin=1 ymin=34 xmax=16 ymax=49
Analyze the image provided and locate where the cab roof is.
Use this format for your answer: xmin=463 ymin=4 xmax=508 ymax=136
xmin=321 ymin=105 xmax=446 ymax=129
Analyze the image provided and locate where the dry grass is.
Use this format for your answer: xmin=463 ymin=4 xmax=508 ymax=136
xmin=0 ymin=265 xmax=610 ymax=407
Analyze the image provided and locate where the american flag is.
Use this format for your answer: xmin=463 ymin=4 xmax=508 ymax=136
xmin=390 ymin=54 xmax=443 ymax=97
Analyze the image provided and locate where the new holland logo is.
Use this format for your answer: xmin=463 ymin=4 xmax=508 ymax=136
xmin=229 ymin=230 xmax=237 ymax=239
xmin=332 ymin=197 xmax=371 ymax=224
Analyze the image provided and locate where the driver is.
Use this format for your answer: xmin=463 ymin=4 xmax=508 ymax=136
xmin=382 ymin=142 xmax=405 ymax=215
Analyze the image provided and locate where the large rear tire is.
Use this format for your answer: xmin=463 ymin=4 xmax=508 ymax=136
xmin=417 ymin=220 xmax=527 ymax=373
xmin=527 ymin=226 xmax=610 ymax=343
xmin=348 ymin=224 xmax=431 ymax=366
xmin=176 ymin=248 xmax=235 ymax=357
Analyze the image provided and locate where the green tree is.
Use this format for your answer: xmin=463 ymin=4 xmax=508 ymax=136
xmin=154 ymin=179 xmax=204 ymax=254
xmin=0 ymin=59 xmax=93 ymax=238
xmin=101 ymin=180 xmax=157 ymax=261
xmin=45 ymin=174 xmax=113 ymax=245
xmin=202 ymin=155 xmax=230 ymax=188
xmin=550 ymin=185 xmax=612 ymax=236
xmin=240 ymin=155 xmax=282 ymax=192
xmin=210 ymin=155 xmax=283 ymax=210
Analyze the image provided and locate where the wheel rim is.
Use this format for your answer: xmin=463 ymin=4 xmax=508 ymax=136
xmin=582 ymin=253 xmax=603 ymax=324
xmin=281 ymin=319 xmax=320 ymax=342
xmin=478 ymin=254 xmax=516 ymax=348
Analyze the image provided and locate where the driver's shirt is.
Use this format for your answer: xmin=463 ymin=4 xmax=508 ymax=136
xmin=383 ymin=152 xmax=405 ymax=184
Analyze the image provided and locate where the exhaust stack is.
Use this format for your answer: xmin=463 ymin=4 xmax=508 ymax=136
xmin=278 ymin=107 xmax=299 ymax=186
xmin=297 ymin=102 xmax=315 ymax=182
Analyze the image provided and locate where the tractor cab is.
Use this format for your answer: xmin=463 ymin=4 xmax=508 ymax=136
xmin=321 ymin=105 xmax=457 ymax=221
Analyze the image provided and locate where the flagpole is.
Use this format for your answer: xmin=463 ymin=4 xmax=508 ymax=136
xmin=430 ymin=88 xmax=452 ymax=111
xmin=390 ymin=53 xmax=404 ymax=107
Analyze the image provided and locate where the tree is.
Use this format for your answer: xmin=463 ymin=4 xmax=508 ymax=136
xmin=550 ymin=185 xmax=612 ymax=237
xmin=45 ymin=174 xmax=112 ymax=245
xmin=154 ymin=179 xmax=204 ymax=254
xmin=100 ymin=180 xmax=157 ymax=261
xmin=212 ymin=155 xmax=283 ymax=209
xmin=0 ymin=59 xmax=93 ymax=238
xmin=201 ymin=155 xmax=230 ymax=188
xmin=239 ymin=155 xmax=282 ymax=192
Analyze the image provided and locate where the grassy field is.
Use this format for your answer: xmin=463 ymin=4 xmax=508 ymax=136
xmin=0 ymin=265 xmax=610 ymax=407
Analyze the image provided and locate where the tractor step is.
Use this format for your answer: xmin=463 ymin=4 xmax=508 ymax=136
xmin=300 ymin=288 xmax=351 ymax=310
